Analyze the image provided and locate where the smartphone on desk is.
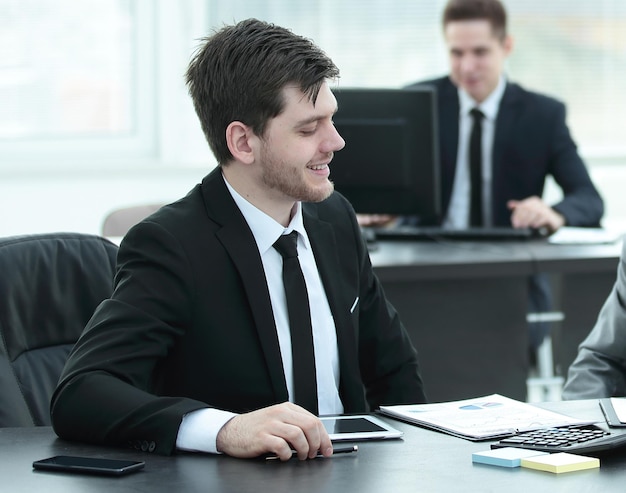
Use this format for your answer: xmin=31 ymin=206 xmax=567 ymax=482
xmin=33 ymin=455 xmax=145 ymax=476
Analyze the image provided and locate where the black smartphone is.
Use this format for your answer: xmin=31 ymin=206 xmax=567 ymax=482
xmin=32 ymin=455 xmax=145 ymax=476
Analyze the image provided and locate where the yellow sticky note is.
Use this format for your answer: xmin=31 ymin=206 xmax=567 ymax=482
xmin=521 ymin=452 xmax=599 ymax=474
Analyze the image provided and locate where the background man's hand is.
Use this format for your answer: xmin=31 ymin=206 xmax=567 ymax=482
xmin=356 ymin=214 xmax=399 ymax=228
xmin=215 ymin=402 xmax=333 ymax=461
xmin=507 ymin=196 xmax=565 ymax=232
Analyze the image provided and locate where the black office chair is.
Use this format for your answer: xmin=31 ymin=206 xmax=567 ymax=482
xmin=0 ymin=233 xmax=118 ymax=426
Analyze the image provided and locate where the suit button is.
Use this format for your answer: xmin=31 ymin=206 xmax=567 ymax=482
xmin=133 ymin=440 xmax=142 ymax=450
xmin=148 ymin=441 xmax=156 ymax=452
xmin=141 ymin=441 xmax=149 ymax=452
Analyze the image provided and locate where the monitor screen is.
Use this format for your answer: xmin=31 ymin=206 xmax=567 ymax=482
xmin=330 ymin=87 xmax=441 ymax=225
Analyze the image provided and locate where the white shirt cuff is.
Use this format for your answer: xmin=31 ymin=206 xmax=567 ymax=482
xmin=176 ymin=408 xmax=238 ymax=453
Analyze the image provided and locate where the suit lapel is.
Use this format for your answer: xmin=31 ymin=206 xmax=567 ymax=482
xmin=303 ymin=206 xmax=366 ymax=412
xmin=200 ymin=170 xmax=289 ymax=402
xmin=200 ymin=170 xmax=367 ymax=410
xmin=492 ymin=82 xmax=521 ymax=223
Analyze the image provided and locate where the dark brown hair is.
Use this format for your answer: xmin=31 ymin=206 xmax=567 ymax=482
xmin=443 ymin=0 xmax=508 ymax=40
xmin=185 ymin=19 xmax=340 ymax=165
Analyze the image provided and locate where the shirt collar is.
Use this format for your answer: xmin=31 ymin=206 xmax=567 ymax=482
xmin=459 ymin=74 xmax=506 ymax=121
xmin=222 ymin=173 xmax=310 ymax=254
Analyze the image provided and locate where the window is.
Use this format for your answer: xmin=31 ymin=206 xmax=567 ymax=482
xmin=0 ymin=0 xmax=156 ymax=166
xmin=207 ymin=0 xmax=626 ymax=161
xmin=507 ymin=1 xmax=626 ymax=158
xmin=2 ymin=0 xmax=626 ymax=168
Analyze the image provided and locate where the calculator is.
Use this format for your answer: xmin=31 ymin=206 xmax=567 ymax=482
xmin=490 ymin=424 xmax=626 ymax=455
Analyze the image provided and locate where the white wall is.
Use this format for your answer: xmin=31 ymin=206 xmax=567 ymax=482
xmin=585 ymin=163 xmax=626 ymax=231
xmin=0 ymin=166 xmax=208 ymax=237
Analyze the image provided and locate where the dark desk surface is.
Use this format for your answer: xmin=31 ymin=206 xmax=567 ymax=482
xmin=369 ymin=239 xmax=536 ymax=280
xmin=369 ymin=238 xmax=622 ymax=280
xmin=526 ymin=240 xmax=622 ymax=274
xmin=4 ymin=401 xmax=626 ymax=492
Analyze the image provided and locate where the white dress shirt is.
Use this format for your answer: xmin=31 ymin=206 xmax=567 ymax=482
xmin=176 ymin=173 xmax=343 ymax=453
xmin=443 ymin=75 xmax=506 ymax=229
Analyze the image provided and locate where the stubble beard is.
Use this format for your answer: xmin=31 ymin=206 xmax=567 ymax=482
xmin=261 ymin=146 xmax=334 ymax=203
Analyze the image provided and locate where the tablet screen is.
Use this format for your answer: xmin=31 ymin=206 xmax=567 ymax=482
xmin=322 ymin=417 xmax=386 ymax=434
xmin=319 ymin=415 xmax=403 ymax=441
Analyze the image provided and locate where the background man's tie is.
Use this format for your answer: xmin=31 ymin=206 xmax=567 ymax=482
xmin=469 ymin=108 xmax=485 ymax=227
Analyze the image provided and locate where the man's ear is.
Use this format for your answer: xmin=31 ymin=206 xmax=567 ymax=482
xmin=226 ymin=121 xmax=256 ymax=164
xmin=503 ymin=34 xmax=514 ymax=56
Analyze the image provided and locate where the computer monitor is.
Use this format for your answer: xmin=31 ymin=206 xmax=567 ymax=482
xmin=330 ymin=87 xmax=441 ymax=225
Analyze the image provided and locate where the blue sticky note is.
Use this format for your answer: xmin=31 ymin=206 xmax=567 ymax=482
xmin=472 ymin=447 xmax=549 ymax=468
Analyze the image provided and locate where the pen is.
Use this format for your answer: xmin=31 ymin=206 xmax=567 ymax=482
xmin=265 ymin=444 xmax=358 ymax=461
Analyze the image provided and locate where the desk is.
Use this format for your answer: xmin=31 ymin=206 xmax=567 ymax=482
xmin=370 ymin=239 xmax=622 ymax=402
xmin=3 ymin=401 xmax=625 ymax=492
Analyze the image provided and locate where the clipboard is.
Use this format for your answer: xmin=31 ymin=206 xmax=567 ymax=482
xmin=599 ymin=398 xmax=626 ymax=428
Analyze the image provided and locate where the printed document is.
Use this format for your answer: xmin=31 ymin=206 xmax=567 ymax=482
xmin=379 ymin=394 xmax=593 ymax=440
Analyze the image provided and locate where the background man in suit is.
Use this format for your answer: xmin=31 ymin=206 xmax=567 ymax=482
xmin=562 ymin=240 xmax=626 ymax=399
xmin=410 ymin=0 xmax=603 ymax=232
xmin=51 ymin=19 xmax=426 ymax=461
xmin=362 ymin=0 xmax=603 ymax=230
xmin=362 ymin=0 xmax=604 ymax=353
xmin=418 ymin=0 xmax=605 ymax=352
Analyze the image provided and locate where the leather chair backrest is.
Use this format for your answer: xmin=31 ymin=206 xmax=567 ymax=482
xmin=0 ymin=233 xmax=118 ymax=426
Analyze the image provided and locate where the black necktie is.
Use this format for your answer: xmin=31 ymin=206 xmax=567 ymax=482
xmin=469 ymin=108 xmax=484 ymax=227
xmin=273 ymin=231 xmax=318 ymax=414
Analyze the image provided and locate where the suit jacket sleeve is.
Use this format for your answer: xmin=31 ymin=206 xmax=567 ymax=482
xmin=50 ymin=219 xmax=213 ymax=455
xmin=562 ymin=241 xmax=626 ymax=399
xmin=51 ymin=174 xmax=297 ymax=455
xmin=542 ymin=100 xmax=604 ymax=227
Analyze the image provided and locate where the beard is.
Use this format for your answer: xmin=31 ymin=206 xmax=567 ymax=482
xmin=260 ymin=143 xmax=334 ymax=203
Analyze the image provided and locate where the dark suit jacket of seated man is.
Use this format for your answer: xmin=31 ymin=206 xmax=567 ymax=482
xmin=51 ymin=167 xmax=426 ymax=455
xmin=406 ymin=75 xmax=603 ymax=229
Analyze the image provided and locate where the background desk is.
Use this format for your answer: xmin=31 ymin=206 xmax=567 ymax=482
xmin=370 ymin=239 xmax=622 ymax=402
xmin=3 ymin=401 xmax=625 ymax=492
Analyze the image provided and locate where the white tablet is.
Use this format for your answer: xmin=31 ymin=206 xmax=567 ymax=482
xmin=320 ymin=414 xmax=403 ymax=441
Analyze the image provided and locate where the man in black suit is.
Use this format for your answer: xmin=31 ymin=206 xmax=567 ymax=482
xmin=410 ymin=0 xmax=603 ymax=232
xmin=427 ymin=0 xmax=604 ymax=352
xmin=362 ymin=0 xmax=603 ymax=231
xmin=362 ymin=0 xmax=604 ymax=351
xmin=51 ymin=19 xmax=426 ymax=461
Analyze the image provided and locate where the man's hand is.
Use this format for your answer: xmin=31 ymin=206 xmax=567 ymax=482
xmin=215 ymin=402 xmax=333 ymax=461
xmin=356 ymin=214 xmax=398 ymax=228
xmin=507 ymin=196 xmax=565 ymax=233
